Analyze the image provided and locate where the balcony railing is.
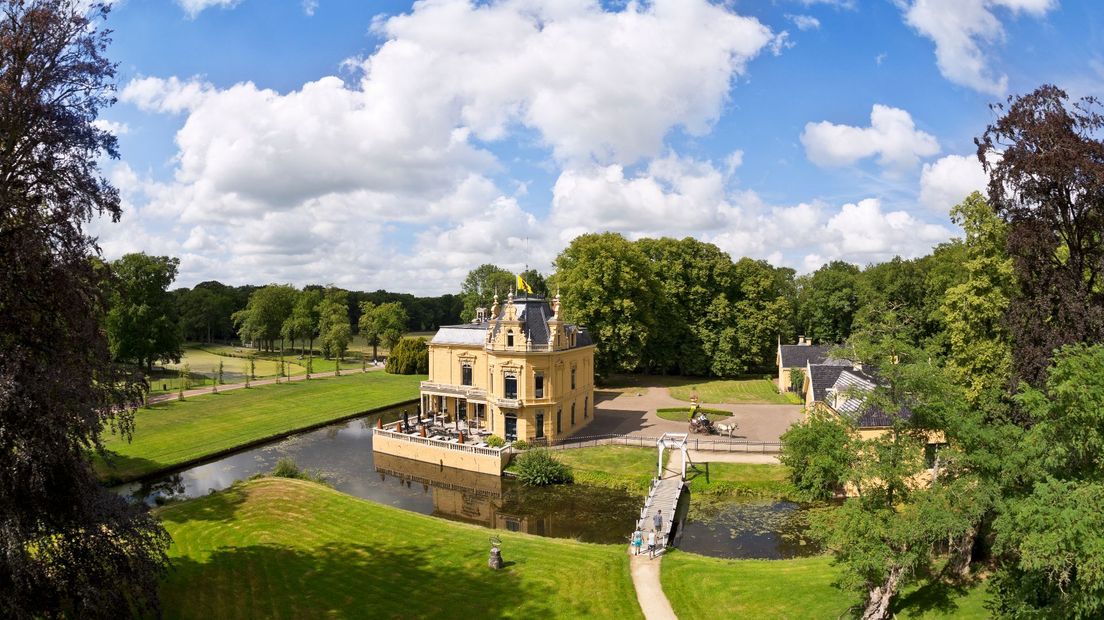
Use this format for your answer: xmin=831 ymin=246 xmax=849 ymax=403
xmin=419 ymin=382 xmax=487 ymax=399
xmin=373 ymin=426 xmax=505 ymax=457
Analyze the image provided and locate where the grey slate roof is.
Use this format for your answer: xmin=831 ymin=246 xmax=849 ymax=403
xmin=808 ymin=364 xmax=849 ymax=404
xmin=825 ymin=367 xmax=913 ymax=428
xmin=432 ymin=294 xmax=593 ymax=349
xmin=431 ymin=323 xmax=488 ymax=345
xmin=779 ymin=344 xmax=850 ymax=368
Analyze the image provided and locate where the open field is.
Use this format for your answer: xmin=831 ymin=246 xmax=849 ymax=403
xmin=157 ymin=478 xmax=643 ymax=619
xmin=661 ymin=552 xmax=990 ymax=619
xmin=604 ymin=374 xmax=802 ymax=405
xmin=96 ymin=372 xmax=422 ymax=482
xmin=346 ymin=331 xmax=436 ymax=357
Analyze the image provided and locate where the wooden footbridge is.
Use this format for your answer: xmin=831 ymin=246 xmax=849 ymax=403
xmin=634 ymin=433 xmax=691 ymax=553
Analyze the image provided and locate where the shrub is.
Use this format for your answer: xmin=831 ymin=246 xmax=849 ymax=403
xmin=789 ymin=368 xmax=805 ymax=394
xmin=385 ymin=337 xmax=429 ymax=375
xmin=270 ymin=458 xmax=327 ymax=484
xmin=511 ymin=439 xmax=530 ymax=451
xmin=514 ymin=449 xmax=573 ymax=486
xmin=485 ymin=435 xmax=505 ymax=448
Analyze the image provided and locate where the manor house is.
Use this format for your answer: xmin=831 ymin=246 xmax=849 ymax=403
xmin=418 ymin=291 xmax=596 ymax=443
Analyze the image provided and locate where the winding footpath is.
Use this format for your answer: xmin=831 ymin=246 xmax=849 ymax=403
xmin=630 ymin=552 xmax=678 ymax=620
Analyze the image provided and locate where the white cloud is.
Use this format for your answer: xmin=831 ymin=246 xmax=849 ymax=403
xmin=121 ymin=76 xmax=214 ymax=114
xmin=899 ymin=0 xmax=1057 ymax=95
xmin=92 ymin=119 xmax=129 ymax=135
xmin=302 ymin=0 xmax=318 ymax=16
xmin=787 ymin=14 xmax=821 ymax=30
xmin=919 ymin=154 xmax=989 ymax=213
xmin=110 ymin=0 xmax=783 ymax=293
xmin=176 ymin=0 xmax=240 ymax=19
xmin=819 ymin=198 xmax=952 ymax=261
xmin=801 ymin=104 xmax=940 ymax=171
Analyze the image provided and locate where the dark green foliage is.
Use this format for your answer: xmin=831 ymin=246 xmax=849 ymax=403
xmin=0 ymin=2 xmax=170 ymax=615
xmin=105 ymin=253 xmax=184 ymax=371
xmin=511 ymin=439 xmax=531 ymax=451
xmin=789 ymin=368 xmax=805 ymax=394
xmin=270 ymin=458 xmax=326 ymax=484
xmin=317 ymin=288 xmax=352 ymax=359
xmin=795 ymin=261 xmax=861 ymax=344
xmin=460 ymin=264 xmax=516 ymax=321
xmin=232 ymin=284 xmax=298 ymax=351
xmin=553 ymin=233 xmax=660 ymax=377
xmin=779 ymin=408 xmax=854 ymax=501
xmin=175 ymin=281 xmax=245 ymax=342
xmin=514 ymin=450 xmax=573 ymax=486
xmin=358 ymin=300 xmax=407 ymax=361
xmin=385 ymin=337 xmax=428 ymax=374
xmin=990 ymin=345 xmax=1104 ymax=618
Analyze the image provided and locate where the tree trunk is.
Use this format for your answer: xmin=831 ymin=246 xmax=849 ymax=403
xmin=862 ymin=565 xmax=905 ymax=620
xmin=943 ymin=525 xmax=977 ymax=579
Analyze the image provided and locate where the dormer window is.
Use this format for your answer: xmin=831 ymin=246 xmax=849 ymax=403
xmin=506 ymin=330 xmax=514 ymax=348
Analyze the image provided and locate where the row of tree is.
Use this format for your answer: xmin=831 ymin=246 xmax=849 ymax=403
xmin=98 ymin=255 xmax=464 ymax=370
xmin=781 ymin=85 xmax=1104 ymax=619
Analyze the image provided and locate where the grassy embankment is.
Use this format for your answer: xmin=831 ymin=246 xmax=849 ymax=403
xmin=604 ymin=374 xmax=802 ymax=405
xmin=553 ymin=446 xmax=791 ymax=499
xmin=157 ymin=477 xmax=642 ymax=619
xmin=95 ymin=371 xmax=423 ymax=483
xmin=662 ymin=551 xmax=990 ymax=619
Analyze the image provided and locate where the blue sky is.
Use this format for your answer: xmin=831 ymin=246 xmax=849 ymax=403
xmin=91 ymin=0 xmax=1104 ymax=294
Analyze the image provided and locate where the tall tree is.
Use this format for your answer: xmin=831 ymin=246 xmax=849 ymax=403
xmin=795 ymin=260 xmax=861 ymax=344
xmin=358 ymin=300 xmax=407 ymax=361
xmin=519 ymin=268 xmax=549 ymax=297
xmin=977 ymin=85 xmax=1104 ymax=387
xmin=552 ymin=232 xmax=660 ymax=377
xmin=232 ymin=284 xmax=296 ymax=351
xmin=317 ymin=288 xmax=351 ymax=360
xmin=0 ymin=2 xmax=169 ymax=615
xmin=104 ymin=252 xmax=183 ymax=371
xmin=992 ymin=345 xmax=1104 ymax=618
xmin=941 ymin=192 xmax=1016 ymax=407
xmin=459 ymin=264 xmax=515 ymax=321
xmin=282 ymin=288 xmax=320 ymax=355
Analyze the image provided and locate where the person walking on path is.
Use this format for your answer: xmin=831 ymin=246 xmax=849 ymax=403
xmin=647 ymin=530 xmax=657 ymax=559
xmin=653 ymin=509 xmax=663 ymax=533
xmin=631 ymin=528 xmax=643 ymax=556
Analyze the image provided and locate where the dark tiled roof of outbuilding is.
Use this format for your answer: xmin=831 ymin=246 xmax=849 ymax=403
xmin=808 ymin=364 xmax=849 ymax=403
xmin=779 ymin=344 xmax=850 ymax=368
xmin=825 ymin=367 xmax=914 ymax=429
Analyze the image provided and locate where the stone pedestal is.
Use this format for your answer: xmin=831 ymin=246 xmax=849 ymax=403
xmin=488 ymin=546 xmax=503 ymax=570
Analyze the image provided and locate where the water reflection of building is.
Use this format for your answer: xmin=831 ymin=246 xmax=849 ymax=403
xmin=373 ymin=453 xmax=550 ymax=535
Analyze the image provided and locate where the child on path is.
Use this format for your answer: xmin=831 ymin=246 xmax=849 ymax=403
xmin=631 ymin=528 xmax=643 ymax=555
xmin=647 ymin=530 xmax=657 ymax=559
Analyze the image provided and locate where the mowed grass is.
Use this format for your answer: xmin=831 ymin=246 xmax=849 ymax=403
xmin=554 ymin=446 xmax=790 ymax=498
xmin=604 ymin=374 xmax=801 ymax=405
xmin=96 ymin=372 xmax=422 ymax=482
xmin=164 ymin=344 xmax=307 ymax=378
xmin=661 ymin=552 xmax=990 ymax=619
xmin=158 ymin=478 xmax=643 ymax=619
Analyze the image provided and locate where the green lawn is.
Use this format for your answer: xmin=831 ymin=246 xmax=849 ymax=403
xmin=552 ymin=446 xmax=791 ymax=498
xmin=661 ymin=552 xmax=989 ymax=619
xmin=604 ymin=374 xmax=801 ymax=405
xmin=158 ymin=477 xmax=642 ymax=619
xmin=96 ymin=371 xmax=422 ymax=482
xmin=655 ymin=407 xmax=730 ymax=422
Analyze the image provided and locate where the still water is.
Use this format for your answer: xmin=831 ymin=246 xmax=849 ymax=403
xmin=114 ymin=406 xmax=818 ymax=558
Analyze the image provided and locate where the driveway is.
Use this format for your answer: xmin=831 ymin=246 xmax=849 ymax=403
xmin=588 ymin=386 xmax=802 ymax=443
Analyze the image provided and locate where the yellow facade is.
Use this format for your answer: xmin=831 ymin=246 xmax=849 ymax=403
xmin=419 ymin=293 xmax=597 ymax=444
